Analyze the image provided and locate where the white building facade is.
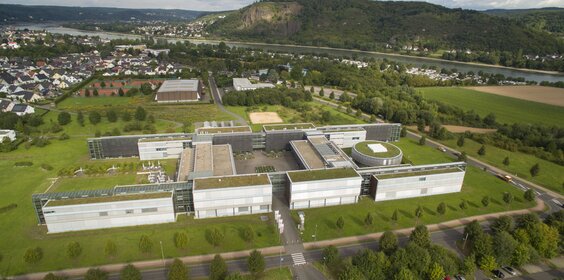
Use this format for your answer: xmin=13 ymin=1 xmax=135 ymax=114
xmin=322 ymin=129 xmax=366 ymax=148
xmin=138 ymin=139 xmax=191 ymax=160
xmin=42 ymin=193 xmax=175 ymax=233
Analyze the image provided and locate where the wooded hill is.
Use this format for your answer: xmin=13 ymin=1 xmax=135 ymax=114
xmin=206 ymin=0 xmax=564 ymax=55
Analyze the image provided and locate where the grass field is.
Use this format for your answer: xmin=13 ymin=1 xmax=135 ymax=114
xmin=440 ymin=137 xmax=564 ymax=195
xmin=292 ymin=166 xmax=536 ymax=242
xmin=394 ymin=138 xmax=454 ymax=165
xmin=58 ymin=96 xmax=150 ymax=111
xmin=418 ymin=87 xmax=564 ymax=126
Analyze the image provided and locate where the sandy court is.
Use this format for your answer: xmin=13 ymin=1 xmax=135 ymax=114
xmin=249 ymin=112 xmax=283 ymax=124
xmin=466 ymin=86 xmax=564 ymax=107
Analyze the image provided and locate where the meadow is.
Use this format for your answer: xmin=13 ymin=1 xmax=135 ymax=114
xmin=418 ymin=87 xmax=564 ymax=127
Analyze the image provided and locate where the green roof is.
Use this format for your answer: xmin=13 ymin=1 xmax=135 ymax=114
xmin=375 ymin=168 xmax=463 ymax=179
xmin=354 ymin=141 xmax=402 ymax=158
xmin=194 ymin=174 xmax=270 ymax=190
xmin=288 ymin=168 xmax=359 ymax=182
xmin=197 ymin=126 xmax=252 ymax=134
xmin=264 ymin=123 xmax=315 ymax=131
xmin=139 ymin=137 xmax=192 ymax=142
xmin=45 ymin=192 xmax=172 ymax=207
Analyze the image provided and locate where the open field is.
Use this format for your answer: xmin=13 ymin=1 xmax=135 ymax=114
xmin=394 ymin=137 xmax=454 ymax=165
xmin=467 ymin=86 xmax=564 ymax=107
xmin=79 ymin=79 xmax=163 ymax=96
xmin=249 ymin=112 xmax=283 ymax=124
xmin=291 ymin=166 xmax=536 ymax=242
xmin=440 ymin=137 xmax=564 ymax=195
xmin=419 ymin=87 xmax=564 ymax=126
xmin=147 ymin=104 xmax=235 ymax=128
xmin=58 ymin=96 xmax=150 ymax=112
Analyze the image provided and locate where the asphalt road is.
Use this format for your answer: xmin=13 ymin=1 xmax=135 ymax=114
xmin=208 ymin=75 xmax=246 ymax=125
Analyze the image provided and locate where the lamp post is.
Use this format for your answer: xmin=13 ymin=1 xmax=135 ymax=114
xmin=160 ymin=241 xmax=165 ymax=267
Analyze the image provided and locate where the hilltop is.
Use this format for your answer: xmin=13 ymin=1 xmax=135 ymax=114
xmin=484 ymin=8 xmax=564 ymax=36
xmin=206 ymin=0 xmax=564 ymax=55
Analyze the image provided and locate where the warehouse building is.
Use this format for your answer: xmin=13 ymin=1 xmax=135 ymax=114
xmin=233 ymin=78 xmax=275 ymax=91
xmin=155 ymin=79 xmax=201 ymax=103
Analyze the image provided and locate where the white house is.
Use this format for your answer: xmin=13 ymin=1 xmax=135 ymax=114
xmin=0 ymin=130 xmax=16 ymax=142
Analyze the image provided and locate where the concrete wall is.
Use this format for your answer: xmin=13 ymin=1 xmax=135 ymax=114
xmin=324 ymin=130 xmax=366 ymax=148
xmin=265 ymin=131 xmax=305 ymax=151
xmin=138 ymin=140 xmax=191 ymax=160
xmin=212 ymin=134 xmax=254 ymax=152
xmin=43 ymin=196 xmax=175 ymax=233
xmin=193 ymin=184 xmax=273 ymax=219
xmin=351 ymin=144 xmax=403 ymax=167
xmin=289 ymin=176 xmax=363 ymax=209
xmin=372 ymin=171 xmax=465 ymax=202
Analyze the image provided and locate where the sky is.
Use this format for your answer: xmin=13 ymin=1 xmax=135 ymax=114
xmin=0 ymin=0 xmax=563 ymax=11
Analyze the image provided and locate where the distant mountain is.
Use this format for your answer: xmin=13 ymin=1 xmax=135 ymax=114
xmin=483 ymin=7 xmax=564 ymax=36
xmin=206 ymin=0 xmax=564 ymax=55
xmin=0 ymin=4 xmax=207 ymax=23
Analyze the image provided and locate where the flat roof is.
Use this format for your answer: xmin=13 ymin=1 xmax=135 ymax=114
xmin=194 ymin=143 xmax=213 ymax=173
xmin=139 ymin=136 xmax=192 ymax=142
xmin=194 ymin=174 xmax=270 ymax=190
xmin=354 ymin=141 xmax=401 ymax=158
xmin=288 ymin=168 xmax=360 ymax=182
xmin=45 ymin=192 xmax=172 ymax=207
xmin=177 ymin=148 xmax=193 ymax=181
xmin=291 ymin=140 xmax=325 ymax=169
xmin=212 ymin=145 xmax=235 ymax=176
xmin=197 ymin=126 xmax=252 ymax=134
xmin=233 ymin=78 xmax=274 ymax=89
xmin=158 ymin=79 xmax=199 ymax=92
xmin=264 ymin=123 xmax=316 ymax=131
xmin=375 ymin=168 xmax=463 ymax=179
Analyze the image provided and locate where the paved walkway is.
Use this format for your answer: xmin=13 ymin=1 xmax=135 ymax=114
xmin=208 ymin=75 xmax=247 ymax=126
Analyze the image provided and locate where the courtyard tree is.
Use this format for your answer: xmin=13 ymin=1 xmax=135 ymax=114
xmin=85 ymin=268 xmax=108 ymax=280
xmin=168 ymin=259 xmax=188 ymax=280
xmin=104 ymin=240 xmax=117 ymax=258
xmin=174 ymin=232 xmax=188 ymax=250
xmin=379 ymin=231 xmax=398 ymax=255
xmin=206 ymin=228 xmax=225 ymax=247
xmin=481 ymin=196 xmax=490 ymax=207
xmin=23 ymin=247 xmax=43 ymax=264
xmin=524 ymin=189 xmax=536 ymax=202
xmin=57 ymin=112 xmax=71 ymax=125
xmin=120 ymin=264 xmax=141 ymax=280
xmin=138 ymin=235 xmax=153 ymax=254
xmin=437 ymin=202 xmax=446 ymax=215
xmin=209 ymin=254 xmax=228 ymax=280
xmin=530 ymin=163 xmax=540 ymax=177
xmin=67 ymin=241 xmax=82 ymax=260
xmin=336 ymin=216 xmax=345 ymax=231
xmin=88 ymin=111 xmax=101 ymax=125
xmin=247 ymin=250 xmax=265 ymax=277
xmin=410 ymin=225 xmax=431 ymax=248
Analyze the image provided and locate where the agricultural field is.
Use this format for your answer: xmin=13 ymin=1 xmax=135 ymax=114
xmin=419 ymin=87 xmax=564 ymax=126
xmin=440 ymin=137 xmax=564 ymax=195
xmin=292 ymin=166 xmax=536 ymax=242
xmin=466 ymin=85 xmax=564 ymax=107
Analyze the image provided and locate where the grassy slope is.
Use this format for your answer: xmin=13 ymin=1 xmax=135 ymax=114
xmin=292 ymin=139 xmax=535 ymax=242
xmin=418 ymin=87 xmax=564 ymax=126
xmin=441 ymin=137 xmax=564 ymax=195
xmin=394 ymin=138 xmax=454 ymax=165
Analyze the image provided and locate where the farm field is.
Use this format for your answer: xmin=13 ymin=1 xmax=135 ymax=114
xmin=466 ymin=86 xmax=564 ymax=107
xmin=419 ymin=87 xmax=564 ymax=126
xmin=292 ymin=166 xmax=536 ymax=242
xmin=440 ymin=137 xmax=564 ymax=195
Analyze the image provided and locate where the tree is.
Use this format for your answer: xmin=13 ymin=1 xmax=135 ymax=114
xmin=436 ymin=202 xmax=446 ymax=215
xmin=415 ymin=206 xmax=423 ymax=221
xmin=225 ymin=273 xmax=244 ymax=280
xmin=503 ymin=192 xmax=514 ymax=206
xmin=120 ymin=264 xmax=141 ymax=280
xmin=85 ymin=268 xmax=108 ymax=280
xmin=309 ymin=86 xmax=314 ymax=93
xmin=67 ymin=241 xmax=82 ymax=259
xmin=490 ymin=216 xmax=514 ymax=234
xmin=241 ymin=226 xmax=255 ymax=243
xmin=530 ymin=163 xmax=540 ymax=177
xmin=247 ymin=250 xmax=265 ymax=277
xmin=364 ymin=212 xmax=373 ymax=227
xmin=84 ymin=89 xmax=91 ymax=97
xmin=428 ymin=262 xmax=445 ymax=280
xmin=104 ymin=240 xmax=117 ymax=257
xmin=168 ymin=259 xmax=188 ymax=280
xmin=503 ymin=156 xmax=510 ymax=166
xmin=93 ymin=89 xmax=99 ymax=97
xmin=458 ymin=151 xmax=467 ymax=162
xmin=462 ymin=254 xmax=476 ymax=276
xmin=400 ymin=126 xmax=407 ymax=137
xmin=391 ymin=209 xmax=399 ymax=224
xmin=418 ymin=136 xmax=426 ymax=145
xmin=379 ymin=231 xmax=398 ymax=255
xmin=134 ymin=106 xmax=146 ymax=121
xmin=457 ymin=135 xmax=465 ymax=147
xmin=122 ymin=111 xmax=132 ymax=122
xmin=481 ymin=196 xmax=490 ymax=207
xmin=464 ymin=220 xmax=484 ymax=241
xmin=138 ymin=235 xmax=153 ymax=254
xmin=336 ymin=216 xmax=345 ymax=231
xmin=477 ymin=145 xmax=486 ymax=156
xmin=319 ymin=87 xmax=325 ymax=97
xmin=322 ymin=245 xmax=339 ymax=265
xmin=338 ymin=262 xmax=363 ymax=280
xmin=524 ymin=189 xmax=535 ymax=202
xmin=394 ymin=267 xmax=415 ymax=280
xmin=88 ymin=111 xmax=101 ymax=125
xmin=459 ymin=199 xmax=468 ymax=211
xmin=529 ymin=223 xmax=559 ymax=258
xmin=100 ymin=81 xmax=106 ymax=88
xmin=106 ymin=110 xmax=118 ymax=123
xmin=478 ymin=255 xmax=497 ymax=272
xmin=77 ymin=111 xmax=85 ymax=126
xmin=329 ymin=91 xmax=335 ymax=99
xmin=206 ymin=228 xmax=224 ymax=247
xmin=410 ymin=225 xmax=430 ymax=248
xmin=174 ymin=232 xmax=188 ymax=249
xmin=511 ymin=243 xmax=530 ymax=267
xmin=209 ymin=254 xmax=227 ymax=280
xmin=23 ymin=247 xmax=43 ymax=264
xmin=118 ymin=88 xmax=125 ymax=97
xmin=43 ymin=273 xmax=65 ymax=280
xmin=57 ymin=112 xmax=71 ymax=125
xmin=493 ymin=231 xmax=518 ymax=265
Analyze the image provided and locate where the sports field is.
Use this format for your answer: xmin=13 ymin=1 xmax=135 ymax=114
xmin=419 ymin=87 xmax=564 ymax=126
xmin=467 ymin=86 xmax=564 ymax=107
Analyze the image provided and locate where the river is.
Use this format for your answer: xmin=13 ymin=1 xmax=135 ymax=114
xmin=19 ymin=24 xmax=564 ymax=83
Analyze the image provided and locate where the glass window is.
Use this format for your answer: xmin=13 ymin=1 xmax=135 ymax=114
xmin=99 ymin=212 xmax=108 ymax=216
xmin=141 ymin=208 xmax=158 ymax=213
xmin=238 ymin=206 xmax=249 ymax=212
xmin=125 ymin=209 xmax=134 ymax=214
xmin=260 ymin=205 xmax=269 ymax=211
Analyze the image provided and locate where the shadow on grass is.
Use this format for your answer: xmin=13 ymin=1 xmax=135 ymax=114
xmin=423 ymin=206 xmax=437 ymax=216
xmin=375 ymin=211 xmax=390 ymax=222
xmin=324 ymin=219 xmax=337 ymax=231
xmin=491 ymin=198 xmax=502 ymax=206
xmin=448 ymin=205 xmax=458 ymax=212
xmin=468 ymin=201 xmax=479 ymax=208
xmin=399 ymin=209 xmax=414 ymax=219
xmin=350 ymin=215 xmax=364 ymax=227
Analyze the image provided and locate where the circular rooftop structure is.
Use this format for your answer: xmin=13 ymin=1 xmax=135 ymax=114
xmin=351 ymin=141 xmax=403 ymax=167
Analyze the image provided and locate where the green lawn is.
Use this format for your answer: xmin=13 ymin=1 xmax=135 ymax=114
xmin=58 ymin=96 xmax=149 ymax=111
xmin=196 ymin=267 xmax=293 ymax=280
xmin=418 ymin=87 xmax=564 ymax=126
xmin=394 ymin=137 xmax=454 ymax=165
xmin=441 ymin=137 xmax=564 ymax=195
xmin=292 ymin=166 xmax=536 ymax=242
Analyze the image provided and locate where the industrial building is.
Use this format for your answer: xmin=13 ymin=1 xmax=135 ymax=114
xmin=233 ymin=78 xmax=275 ymax=91
xmin=155 ymin=79 xmax=201 ymax=103
xmin=33 ymin=122 xmax=467 ymax=232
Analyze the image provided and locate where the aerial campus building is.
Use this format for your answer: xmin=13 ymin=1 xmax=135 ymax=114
xmin=33 ymin=122 xmax=467 ymax=233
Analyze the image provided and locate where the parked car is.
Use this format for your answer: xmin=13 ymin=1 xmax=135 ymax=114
xmin=492 ymin=269 xmax=505 ymax=279
xmin=502 ymin=266 xmax=517 ymax=276
xmin=454 ymin=274 xmax=466 ymax=280
xmin=438 ymin=146 xmax=447 ymax=152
